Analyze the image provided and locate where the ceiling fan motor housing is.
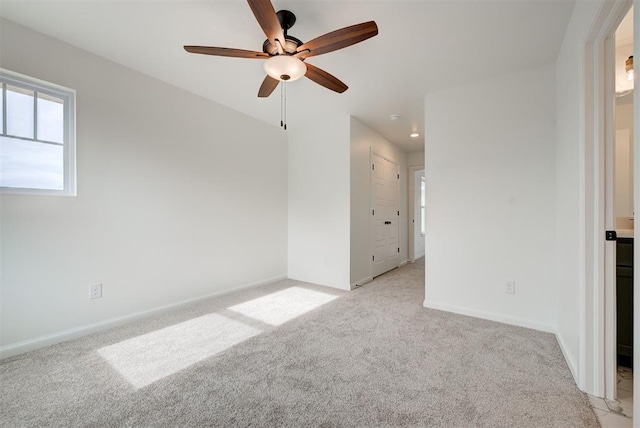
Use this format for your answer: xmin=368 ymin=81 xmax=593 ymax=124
xmin=262 ymin=35 xmax=303 ymax=56
xmin=262 ymin=10 xmax=302 ymax=56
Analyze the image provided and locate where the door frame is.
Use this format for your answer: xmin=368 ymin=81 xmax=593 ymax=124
xmin=581 ymin=0 xmax=635 ymax=402
xmin=408 ymin=164 xmax=425 ymax=262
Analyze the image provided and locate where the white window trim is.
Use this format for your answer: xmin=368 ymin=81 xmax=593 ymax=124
xmin=0 ymin=68 xmax=76 ymax=196
xmin=420 ymin=176 xmax=425 ymax=237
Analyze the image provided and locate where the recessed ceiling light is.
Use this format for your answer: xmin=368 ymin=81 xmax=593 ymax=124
xmin=410 ymin=133 xmax=420 ymax=138
xmin=390 ymin=114 xmax=400 ymax=121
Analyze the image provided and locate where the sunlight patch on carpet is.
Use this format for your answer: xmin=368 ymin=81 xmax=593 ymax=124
xmin=98 ymin=314 xmax=259 ymax=389
xmin=227 ymin=286 xmax=338 ymax=326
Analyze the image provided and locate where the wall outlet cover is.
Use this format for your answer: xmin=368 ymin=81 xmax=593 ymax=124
xmin=505 ymin=281 xmax=516 ymax=294
xmin=90 ymin=283 xmax=102 ymax=299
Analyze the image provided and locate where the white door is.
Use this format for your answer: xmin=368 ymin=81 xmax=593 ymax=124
xmin=371 ymin=154 xmax=400 ymax=277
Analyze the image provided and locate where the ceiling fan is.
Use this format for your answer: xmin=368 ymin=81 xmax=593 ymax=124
xmin=183 ymin=0 xmax=378 ymax=98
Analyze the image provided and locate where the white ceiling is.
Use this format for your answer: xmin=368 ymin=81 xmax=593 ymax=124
xmin=0 ymin=0 xmax=576 ymax=153
xmin=617 ymin=6 xmax=634 ymax=45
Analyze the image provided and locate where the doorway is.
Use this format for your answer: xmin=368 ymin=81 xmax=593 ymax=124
xmin=582 ymin=0 xmax=637 ymax=423
xmin=580 ymin=0 xmax=637 ymax=413
xmin=413 ymin=169 xmax=425 ymax=260
xmin=408 ymin=165 xmax=426 ymax=262
xmin=597 ymin=6 xmax=635 ymax=421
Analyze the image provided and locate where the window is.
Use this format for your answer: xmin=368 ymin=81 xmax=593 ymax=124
xmin=420 ymin=176 xmax=425 ymax=236
xmin=0 ymin=69 xmax=76 ymax=195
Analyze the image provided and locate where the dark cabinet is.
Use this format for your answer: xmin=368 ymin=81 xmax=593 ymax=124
xmin=617 ymin=238 xmax=633 ymax=368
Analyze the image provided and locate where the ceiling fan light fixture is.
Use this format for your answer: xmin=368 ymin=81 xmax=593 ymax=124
xmin=264 ymin=55 xmax=307 ymax=82
xmin=626 ymin=55 xmax=634 ymax=82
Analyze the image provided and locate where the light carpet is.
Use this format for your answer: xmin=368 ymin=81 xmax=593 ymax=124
xmin=1 ymin=261 xmax=598 ymax=427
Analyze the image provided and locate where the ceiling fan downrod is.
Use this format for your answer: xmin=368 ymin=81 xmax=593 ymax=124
xmin=276 ymin=10 xmax=296 ymax=35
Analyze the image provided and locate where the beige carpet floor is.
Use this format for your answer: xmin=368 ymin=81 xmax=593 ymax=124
xmin=1 ymin=261 xmax=598 ymax=427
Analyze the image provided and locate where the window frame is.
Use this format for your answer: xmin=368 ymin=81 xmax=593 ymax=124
xmin=420 ymin=176 xmax=425 ymax=237
xmin=0 ymin=68 xmax=76 ymax=196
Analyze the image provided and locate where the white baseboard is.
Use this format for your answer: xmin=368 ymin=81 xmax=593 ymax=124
xmin=555 ymin=331 xmax=578 ymax=385
xmin=400 ymin=260 xmax=409 ymax=267
xmin=0 ymin=274 xmax=287 ymax=360
xmin=351 ymin=276 xmax=373 ymax=289
xmin=422 ymin=299 xmax=554 ymax=333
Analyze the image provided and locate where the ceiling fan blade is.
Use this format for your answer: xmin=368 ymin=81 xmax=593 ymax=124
xmin=296 ymin=21 xmax=378 ymax=59
xmin=247 ymin=0 xmax=286 ymax=54
xmin=305 ymin=63 xmax=348 ymax=94
xmin=184 ymin=46 xmax=269 ymax=59
xmin=258 ymin=75 xmax=280 ymax=98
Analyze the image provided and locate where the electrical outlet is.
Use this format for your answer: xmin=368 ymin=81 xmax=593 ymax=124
xmin=505 ymin=281 xmax=515 ymax=295
xmin=89 ymin=283 xmax=102 ymax=299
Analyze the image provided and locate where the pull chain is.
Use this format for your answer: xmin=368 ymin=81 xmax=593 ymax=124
xmin=284 ymin=81 xmax=287 ymax=131
xmin=279 ymin=80 xmax=288 ymax=131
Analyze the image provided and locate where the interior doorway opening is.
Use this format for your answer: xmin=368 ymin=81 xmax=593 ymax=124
xmin=596 ymin=5 xmax=636 ymax=423
xmin=414 ymin=169 xmax=425 ymax=260
xmin=408 ymin=165 xmax=426 ymax=263
xmin=584 ymin=3 xmax=637 ymax=425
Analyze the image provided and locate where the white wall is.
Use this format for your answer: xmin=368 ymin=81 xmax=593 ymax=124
xmin=554 ymin=0 xmax=605 ymax=380
xmin=615 ymin=96 xmax=635 ymax=219
xmin=0 ymin=20 xmax=288 ymax=353
xmin=350 ymin=117 xmax=408 ymax=286
xmin=424 ymin=64 xmax=557 ymax=332
xmin=408 ymin=151 xmax=425 ymax=167
xmin=350 ymin=118 xmax=372 ymax=286
xmin=288 ymin=112 xmax=351 ymax=290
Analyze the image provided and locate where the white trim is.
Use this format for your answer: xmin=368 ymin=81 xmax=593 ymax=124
xmin=0 ymin=274 xmax=287 ymax=360
xmin=0 ymin=68 xmax=77 ymax=196
xmin=351 ymin=276 xmax=373 ymax=289
xmin=580 ymin=0 xmax=633 ymax=399
xmin=0 ymin=68 xmax=73 ymax=94
xmin=423 ymin=300 xmax=554 ymax=333
xmin=602 ymin=30 xmax=617 ymax=401
xmin=556 ymin=332 xmax=579 ymax=383
xmin=633 ymin=4 xmax=639 ymax=425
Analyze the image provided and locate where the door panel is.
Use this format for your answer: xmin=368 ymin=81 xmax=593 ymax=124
xmin=371 ymin=154 xmax=400 ymax=277
xmin=387 ymin=218 xmax=399 ymax=267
